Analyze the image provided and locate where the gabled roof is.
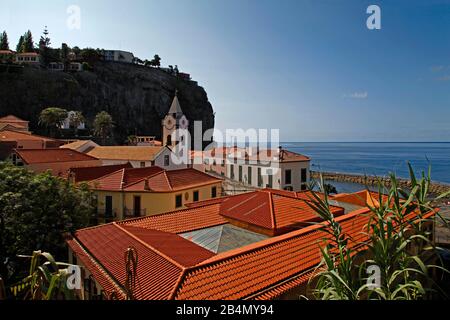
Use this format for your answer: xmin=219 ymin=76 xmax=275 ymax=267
xmin=0 ymin=123 xmax=26 ymax=131
xmin=67 ymin=222 xmax=214 ymax=300
xmin=219 ymin=189 xmax=344 ymax=235
xmin=87 ymin=146 xmax=165 ymax=161
xmin=69 ymin=163 xmax=133 ymax=183
xmin=94 ymin=168 xmax=223 ymax=193
xmin=61 ymin=140 xmax=98 ymax=151
xmin=90 ymin=166 xmax=165 ymax=191
xmin=246 ymin=149 xmax=310 ymax=163
xmin=172 ymin=208 xmax=371 ymax=300
xmin=0 ymin=115 xmax=28 ymax=125
xmin=68 ymin=189 xmax=436 ymax=300
xmin=121 ymin=202 xmax=227 ymax=234
xmin=15 ymin=149 xmax=99 ymax=165
xmin=0 ymin=130 xmax=54 ymax=142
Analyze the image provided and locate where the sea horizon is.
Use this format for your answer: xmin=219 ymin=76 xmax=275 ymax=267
xmin=282 ymin=141 xmax=450 ymax=185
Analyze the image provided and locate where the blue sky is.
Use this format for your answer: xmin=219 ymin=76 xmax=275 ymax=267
xmin=1 ymin=0 xmax=450 ymax=142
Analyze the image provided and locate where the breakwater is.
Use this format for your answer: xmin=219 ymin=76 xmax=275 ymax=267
xmin=312 ymin=171 xmax=450 ymax=196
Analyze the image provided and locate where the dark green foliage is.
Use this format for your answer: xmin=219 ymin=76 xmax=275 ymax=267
xmin=38 ymin=107 xmax=68 ymax=138
xmin=16 ymin=36 xmax=24 ymax=52
xmin=38 ymin=26 xmax=51 ymax=66
xmin=22 ymin=30 xmax=34 ymax=53
xmin=93 ymin=111 xmax=114 ymax=145
xmin=0 ymin=31 xmax=9 ymax=50
xmin=0 ymin=163 xmax=95 ymax=284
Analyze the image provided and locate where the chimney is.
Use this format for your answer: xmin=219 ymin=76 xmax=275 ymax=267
xmin=144 ymin=179 xmax=150 ymax=191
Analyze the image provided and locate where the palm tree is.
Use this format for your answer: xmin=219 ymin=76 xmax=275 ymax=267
xmin=69 ymin=111 xmax=85 ymax=137
xmin=38 ymin=107 xmax=68 ymax=138
xmin=93 ymin=111 xmax=113 ymax=145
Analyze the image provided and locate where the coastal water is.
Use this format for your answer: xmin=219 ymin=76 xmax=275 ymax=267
xmin=282 ymin=142 xmax=450 ymax=186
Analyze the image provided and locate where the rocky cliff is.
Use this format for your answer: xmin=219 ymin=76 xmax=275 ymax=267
xmin=0 ymin=62 xmax=215 ymax=145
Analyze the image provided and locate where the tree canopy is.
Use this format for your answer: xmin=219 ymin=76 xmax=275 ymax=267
xmin=0 ymin=163 xmax=95 ymax=284
xmin=93 ymin=111 xmax=114 ymax=145
xmin=0 ymin=31 xmax=9 ymax=50
xmin=38 ymin=107 xmax=68 ymax=138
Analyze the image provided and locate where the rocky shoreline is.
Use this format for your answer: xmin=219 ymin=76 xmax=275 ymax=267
xmin=311 ymin=171 xmax=450 ymax=198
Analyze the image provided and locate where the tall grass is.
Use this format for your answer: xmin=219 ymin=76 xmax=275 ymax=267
xmin=307 ymin=163 xmax=450 ymax=300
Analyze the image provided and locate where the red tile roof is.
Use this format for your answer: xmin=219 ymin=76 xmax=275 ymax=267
xmin=89 ymin=166 xmax=165 ymax=191
xmin=92 ymin=167 xmax=222 ymax=192
xmin=172 ymin=208 xmax=372 ymax=300
xmin=68 ymin=163 xmax=133 ymax=183
xmin=0 ymin=130 xmax=54 ymax=142
xmin=69 ymin=190 xmax=436 ymax=300
xmin=120 ymin=202 xmax=227 ymax=234
xmin=15 ymin=149 xmax=99 ymax=164
xmin=0 ymin=115 xmax=28 ymax=126
xmin=67 ymin=222 xmax=215 ymax=300
xmin=219 ymin=190 xmax=344 ymax=234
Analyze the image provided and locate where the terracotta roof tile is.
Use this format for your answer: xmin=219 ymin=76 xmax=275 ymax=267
xmin=173 ymin=209 xmax=372 ymax=300
xmin=89 ymin=166 xmax=165 ymax=191
xmin=87 ymin=146 xmax=165 ymax=161
xmin=99 ymin=168 xmax=223 ymax=192
xmin=15 ymin=149 xmax=99 ymax=164
xmin=69 ymin=189 xmax=436 ymax=300
xmin=219 ymin=190 xmax=344 ymax=234
xmin=120 ymin=203 xmax=227 ymax=234
xmin=0 ymin=130 xmax=55 ymax=142
xmin=69 ymin=222 xmax=215 ymax=299
xmin=69 ymin=163 xmax=133 ymax=183
xmin=0 ymin=115 xmax=28 ymax=125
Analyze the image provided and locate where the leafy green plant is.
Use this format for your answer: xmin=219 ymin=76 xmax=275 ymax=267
xmin=0 ymin=163 xmax=94 ymax=285
xmin=14 ymin=251 xmax=76 ymax=300
xmin=307 ymin=164 xmax=450 ymax=300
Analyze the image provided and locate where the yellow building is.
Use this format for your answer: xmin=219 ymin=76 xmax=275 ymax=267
xmin=89 ymin=166 xmax=223 ymax=222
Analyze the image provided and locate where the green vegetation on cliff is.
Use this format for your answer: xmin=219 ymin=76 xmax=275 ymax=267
xmin=0 ymin=62 xmax=215 ymax=145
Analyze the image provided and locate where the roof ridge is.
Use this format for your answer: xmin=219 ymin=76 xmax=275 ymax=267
xmin=121 ymin=168 xmax=166 ymax=189
xmin=112 ymin=223 xmax=186 ymax=271
xmin=89 ymin=167 xmax=126 ymax=186
xmin=268 ymin=192 xmax=277 ymax=230
xmin=182 ymin=208 xmax=370 ymax=269
xmin=1 ymin=130 xmax=57 ymax=141
xmin=163 ymin=171 xmax=173 ymax=191
xmin=118 ymin=202 xmax=221 ymax=226
xmin=70 ymin=236 xmax=127 ymax=299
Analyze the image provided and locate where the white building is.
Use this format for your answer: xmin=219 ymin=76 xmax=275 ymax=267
xmin=15 ymin=52 xmax=41 ymax=65
xmin=86 ymin=145 xmax=187 ymax=170
xmin=103 ymin=50 xmax=134 ymax=64
xmin=226 ymin=147 xmax=311 ymax=191
xmin=60 ymin=111 xmax=86 ymax=130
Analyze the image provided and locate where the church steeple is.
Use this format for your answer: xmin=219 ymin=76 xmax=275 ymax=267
xmin=162 ymin=90 xmax=189 ymax=147
xmin=168 ymin=90 xmax=183 ymax=116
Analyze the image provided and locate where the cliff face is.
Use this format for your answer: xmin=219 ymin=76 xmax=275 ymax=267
xmin=0 ymin=62 xmax=215 ymax=145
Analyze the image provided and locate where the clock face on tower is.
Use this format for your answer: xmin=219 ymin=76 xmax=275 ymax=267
xmin=164 ymin=116 xmax=176 ymax=130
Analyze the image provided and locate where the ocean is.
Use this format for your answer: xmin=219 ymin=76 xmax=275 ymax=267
xmin=282 ymin=142 xmax=450 ymax=191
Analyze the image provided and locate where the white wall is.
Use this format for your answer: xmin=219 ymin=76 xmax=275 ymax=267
xmin=227 ymin=160 xmax=310 ymax=191
xmin=98 ymin=148 xmax=188 ymax=170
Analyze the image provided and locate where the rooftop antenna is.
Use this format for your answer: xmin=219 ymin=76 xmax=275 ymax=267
xmin=124 ymin=247 xmax=138 ymax=300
